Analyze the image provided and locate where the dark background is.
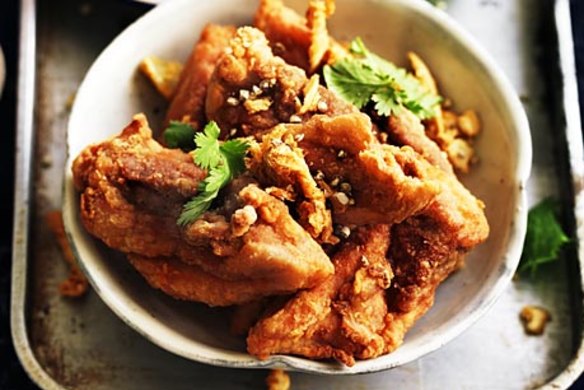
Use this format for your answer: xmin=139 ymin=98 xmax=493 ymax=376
xmin=1 ymin=1 xmax=584 ymax=389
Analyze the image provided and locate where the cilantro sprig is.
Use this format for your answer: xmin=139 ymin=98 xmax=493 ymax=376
xmin=166 ymin=121 xmax=248 ymax=226
xmin=323 ymin=38 xmax=441 ymax=119
xmin=519 ymin=198 xmax=570 ymax=276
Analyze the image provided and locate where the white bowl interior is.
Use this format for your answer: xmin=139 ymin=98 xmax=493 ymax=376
xmin=63 ymin=0 xmax=531 ymax=374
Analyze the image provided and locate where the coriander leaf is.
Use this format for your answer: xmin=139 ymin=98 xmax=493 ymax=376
xmin=177 ymin=121 xmax=250 ymax=226
xmin=220 ymin=139 xmax=249 ymax=175
xmin=163 ymin=121 xmax=196 ymax=151
xmin=177 ymin=169 xmax=228 ymax=226
xmin=519 ymin=198 xmax=570 ymax=276
xmin=193 ymin=121 xmax=222 ymax=169
xmin=323 ymin=38 xmax=441 ymax=120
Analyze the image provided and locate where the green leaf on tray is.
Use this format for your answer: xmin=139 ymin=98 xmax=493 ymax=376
xmin=519 ymin=197 xmax=570 ymax=276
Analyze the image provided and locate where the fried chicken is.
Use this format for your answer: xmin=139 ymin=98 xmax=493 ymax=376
xmin=129 ymin=255 xmax=304 ymax=307
xmin=165 ymin=24 xmax=236 ymax=130
xmin=385 ymin=110 xmax=453 ymax=174
xmin=72 ymin=114 xmax=333 ymax=306
xmin=254 ymin=0 xmax=345 ymax=72
xmin=249 ymin=113 xmax=442 ymax=227
xmin=381 ymin=163 xmax=489 ymax=350
xmin=247 ymin=156 xmax=488 ymax=364
xmin=205 ymin=27 xmax=355 ymax=138
xmin=247 ymin=225 xmax=393 ymax=366
xmin=72 ymin=0 xmax=491 ymax=363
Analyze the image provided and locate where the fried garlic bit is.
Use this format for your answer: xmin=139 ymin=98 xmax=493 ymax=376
xmin=306 ymin=0 xmax=346 ymax=72
xmin=298 ymin=74 xmax=321 ymax=114
xmin=266 ymin=369 xmax=291 ymax=390
xmin=520 ymin=306 xmax=551 ymax=335
xmin=408 ymin=52 xmax=481 ymax=173
xmin=139 ymin=56 xmax=184 ymax=100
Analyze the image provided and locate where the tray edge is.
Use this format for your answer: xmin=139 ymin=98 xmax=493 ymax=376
xmin=542 ymin=0 xmax=584 ymax=388
xmin=10 ymin=0 xmax=65 ymax=388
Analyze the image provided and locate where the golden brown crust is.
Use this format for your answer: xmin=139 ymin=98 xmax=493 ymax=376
xmin=165 ymin=24 xmax=236 ymax=130
xmin=247 ymin=225 xmax=393 ymax=366
xmin=72 ymin=115 xmax=334 ymax=306
xmin=258 ymin=114 xmax=442 ymax=226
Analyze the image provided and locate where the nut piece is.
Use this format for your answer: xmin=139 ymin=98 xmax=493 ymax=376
xmin=446 ymin=138 xmax=474 ymax=173
xmin=266 ymin=369 xmax=290 ymax=390
xmin=520 ymin=306 xmax=551 ymax=335
xmin=243 ymin=97 xmax=272 ymax=114
xmin=457 ymin=110 xmax=480 ymax=137
xmin=231 ymin=205 xmax=258 ymax=237
xmin=298 ymin=74 xmax=321 ymax=114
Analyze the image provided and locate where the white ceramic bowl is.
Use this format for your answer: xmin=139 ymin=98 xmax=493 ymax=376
xmin=63 ymin=0 xmax=532 ymax=374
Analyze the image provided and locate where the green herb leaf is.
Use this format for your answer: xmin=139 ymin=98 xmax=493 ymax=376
xmin=177 ymin=121 xmax=249 ymax=226
xmin=323 ymin=37 xmax=441 ymax=120
xmin=426 ymin=0 xmax=447 ymax=7
xmin=519 ymin=198 xmax=570 ymax=276
xmin=193 ymin=121 xmax=222 ymax=169
xmin=163 ymin=121 xmax=196 ymax=151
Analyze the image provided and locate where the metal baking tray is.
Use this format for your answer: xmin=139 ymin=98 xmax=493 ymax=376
xmin=11 ymin=0 xmax=584 ymax=388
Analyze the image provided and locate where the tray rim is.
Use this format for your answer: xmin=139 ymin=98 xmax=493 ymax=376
xmin=9 ymin=0 xmax=63 ymax=388
xmin=8 ymin=0 xmax=584 ymax=388
xmin=541 ymin=1 xmax=584 ymax=387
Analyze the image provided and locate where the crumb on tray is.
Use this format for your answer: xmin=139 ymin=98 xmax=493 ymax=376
xmin=266 ymin=369 xmax=291 ymax=390
xmin=46 ymin=210 xmax=89 ymax=298
xmin=520 ymin=305 xmax=551 ymax=335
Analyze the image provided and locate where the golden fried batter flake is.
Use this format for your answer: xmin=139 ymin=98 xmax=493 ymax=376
xmin=139 ymin=56 xmax=183 ymax=100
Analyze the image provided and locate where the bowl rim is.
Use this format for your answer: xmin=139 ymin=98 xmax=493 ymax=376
xmin=63 ymin=0 xmax=532 ymax=375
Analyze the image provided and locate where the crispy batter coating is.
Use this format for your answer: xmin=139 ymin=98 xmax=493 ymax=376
xmin=72 ymin=114 xmax=333 ymax=306
xmin=382 ymin=165 xmax=489 ymax=350
xmin=254 ymin=0 xmax=345 ymax=72
xmin=139 ymin=56 xmax=184 ymax=100
xmin=205 ymin=27 xmax=355 ymax=138
xmin=129 ymin=255 xmax=305 ymax=307
xmin=206 ymin=27 xmax=307 ymax=136
xmin=165 ymin=24 xmax=236 ymax=130
xmin=386 ymin=110 xmax=453 ymax=174
xmin=253 ymin=113 xmax=442 ymax=226
xmin=247 ymin=225 xmax=393 ymax=366
xmin=248 ymin=124 xmax=334 ymax=243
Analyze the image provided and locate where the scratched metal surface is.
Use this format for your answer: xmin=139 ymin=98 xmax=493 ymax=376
xmin=12 ymin=0 xmax=581 ymax=388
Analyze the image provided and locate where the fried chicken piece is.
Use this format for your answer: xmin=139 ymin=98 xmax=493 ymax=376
xmin=386 ymin=110 xmax=453 ymax=174
xmin=251 ymin=113 xmax=442 ymax=226
xmin=165 ymin=24 xmax=236 ymax=130
xmin=129 ymin=255 xmax=303 ymax=307
xmin=254 ymin=0 xmax=345 ymax=72
xmin=73 ymin=114 xmax=205 ymax=255
xmin=205 ymin=26 xmax=355 ymax=138
xmin=182 ymin=184 xmax=333 ymax=287
xmin=72 ymin=114 xmax=333 ymax=306
xmin=247 ymin=225 xmax=393 ymax=366
xmin=381 ymin=166 xmax=489 ymax=350
xmin=248 ymin=124 xmax=334 ymax=243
